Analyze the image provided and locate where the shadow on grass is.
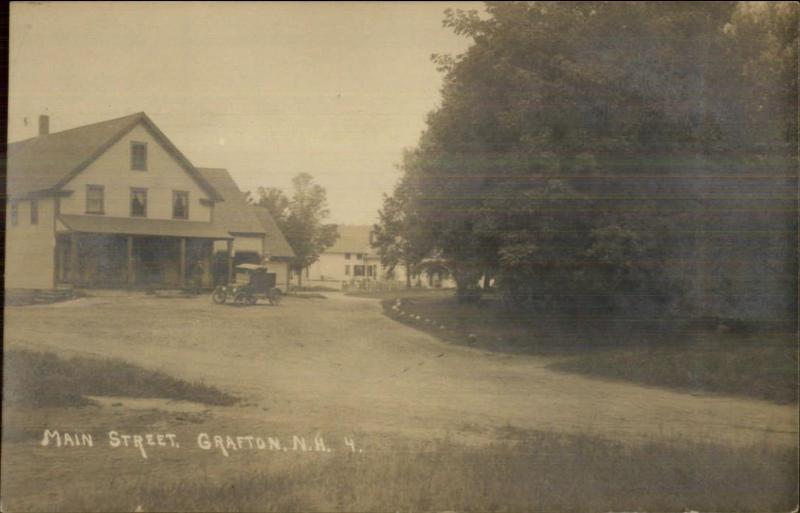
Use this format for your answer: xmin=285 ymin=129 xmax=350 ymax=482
xmin=383 ymin=293 xmax=798 ymax=404
xmin=3 ymin=349 xmax=238 ymax=408
xmin=550 ymin=337 xmax=799 ymax=404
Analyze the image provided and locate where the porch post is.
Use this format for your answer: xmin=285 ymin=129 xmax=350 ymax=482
xmin=127 ymin=236 xmax=135 ymax=287
xmin=69 ymin=233 xmax=79 ymax=285
xmin=206 ymin=241 xmax=214 ymax=288
xmin=179 ymin=238 xmax=187 ymax=289
xmin=227 ymin=239 xmax=234 ymax=284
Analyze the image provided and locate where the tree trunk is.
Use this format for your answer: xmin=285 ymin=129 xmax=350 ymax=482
xmin=454 ymin=265 xmax=482 ymax=304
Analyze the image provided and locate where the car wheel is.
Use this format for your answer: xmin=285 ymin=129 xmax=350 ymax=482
xmin=269 ymin=289 xmax=282 ymax=305
xmin=212 ymin=290 xmax=227 ymax=304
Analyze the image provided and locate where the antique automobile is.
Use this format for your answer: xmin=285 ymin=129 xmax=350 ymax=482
xmin=212 ymin=263 xmax=282 ymax=306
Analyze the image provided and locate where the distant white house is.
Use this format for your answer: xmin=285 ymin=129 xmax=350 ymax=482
xmin=303 ymin=225 xmax=454 ymax=289
xmin=303 ymin=225 xmax=383 ymax=288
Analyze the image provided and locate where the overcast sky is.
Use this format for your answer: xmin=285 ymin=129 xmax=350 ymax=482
xmin=9 ymin=1 xmax=480 ymax=224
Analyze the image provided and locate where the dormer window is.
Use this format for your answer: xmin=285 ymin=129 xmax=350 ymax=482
xmin=131 ymin=142 xmax=147 ymax=171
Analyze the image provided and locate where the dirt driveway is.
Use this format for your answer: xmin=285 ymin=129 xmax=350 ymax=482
xmin=4 ymin=292 xmax=797 ymax=447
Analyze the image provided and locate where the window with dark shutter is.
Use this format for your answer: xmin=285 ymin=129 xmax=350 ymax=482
xmin=30 ymin=199 xmax=39 ymax=225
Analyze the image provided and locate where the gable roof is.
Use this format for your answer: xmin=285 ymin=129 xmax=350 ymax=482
xmin=6 ymin=112 xmax=223 ymax=201
xmin=251 ymin=206 xmax=296 ymax=259
xmin=196 ymin=168 xmax=265 ymax=235
xmin=326 ymin=225 xmax=373 ymax=254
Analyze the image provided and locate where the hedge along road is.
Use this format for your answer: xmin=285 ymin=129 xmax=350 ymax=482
xmin=4 ymin=292 xmax=797 ymax=448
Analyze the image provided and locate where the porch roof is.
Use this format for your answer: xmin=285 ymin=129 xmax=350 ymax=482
xmin=58 ymin=215 xmax=233 ymax=239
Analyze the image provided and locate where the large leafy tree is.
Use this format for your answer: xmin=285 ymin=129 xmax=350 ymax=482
xmin=253 ymin=173 xmax=339 ymax=284
xmin=390 ymin=2 xmax=797 ymax=315
xmin=371 ymin=150 xmax=438 ymax=287
xmin=253 ymin=186 xmax=290 ymax=224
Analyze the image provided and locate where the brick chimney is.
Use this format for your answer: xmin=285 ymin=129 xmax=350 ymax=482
xmin=38 ymin=115 xmax=49 ymax=136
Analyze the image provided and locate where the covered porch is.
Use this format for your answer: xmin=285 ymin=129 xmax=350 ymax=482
xmin=55 ymin=215 xmax=235 ymax=290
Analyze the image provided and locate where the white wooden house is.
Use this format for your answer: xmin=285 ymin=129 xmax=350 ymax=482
xmin=304 ymin=225 xmax=455 ymax=289
xmin=5 ymin=113 xmax=293 ymax=293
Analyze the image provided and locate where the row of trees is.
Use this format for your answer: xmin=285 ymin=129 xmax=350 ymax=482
xmin=373 ymin=2 xmax=797 ymax=318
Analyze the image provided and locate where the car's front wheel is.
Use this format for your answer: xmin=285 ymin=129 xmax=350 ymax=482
xmin=212 ymin=289 xmax=227 ymax=304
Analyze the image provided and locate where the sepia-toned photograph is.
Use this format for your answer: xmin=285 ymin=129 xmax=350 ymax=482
xmin=2 ymin=2 xmax=798 ymax=511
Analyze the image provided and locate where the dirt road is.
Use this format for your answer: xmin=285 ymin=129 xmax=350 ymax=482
xmin=5 ymin=293 xmax=797 ymax=447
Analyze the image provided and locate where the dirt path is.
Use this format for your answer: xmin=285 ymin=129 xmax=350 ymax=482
xmin=5 ymin=293 xmax=797 ymax=447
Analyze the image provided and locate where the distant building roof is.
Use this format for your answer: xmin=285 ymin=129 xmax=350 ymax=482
xmin=7 ymin=112 xmax=223 ymax=201
xmin=251 ymin=206 xmax=296 ymax=259
xmin=326 ymin=225 xmax=374 ymax=254
xmin=196 ymin=168 xmax=265 ymax=235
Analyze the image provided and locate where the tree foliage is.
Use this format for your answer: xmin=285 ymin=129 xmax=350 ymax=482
xmin=254 ymin=173 xmax=339 ymax=283
xmin=380 ymin=2 xmax=797 ymax=315
xmin=371 ymin=151 xmax=436 ymax=286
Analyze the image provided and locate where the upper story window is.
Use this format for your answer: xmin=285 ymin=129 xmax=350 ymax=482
xmin=10 ymin=202 xmax=18 ymax=226
xmin=86 ymin=185 xmax=104 ymax=214
xmin=356 ymin=253 xmax=364 ymax=260
xmin=173 ymin=191 xmax=189 ymax=219
xmin=30 ymin=199 xmax=39 ymax=225
xmin=345 ymin=253 xmax=351 ymax=260
xmin=131 ymin=142 xmax=148 ymax=171
xmin=130 ymin=188 xmax=147 ymax=217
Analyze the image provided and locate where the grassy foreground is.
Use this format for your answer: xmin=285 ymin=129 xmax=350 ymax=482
xmin=44 ymin=432 xmax=798 ymax=512
xmin=551 ymin=337 xmax=798 ymax=404
xmin=3 ymin=349 xmax=238 ymax=407
xmin=382 ymin=292 xmax=798 ymax=404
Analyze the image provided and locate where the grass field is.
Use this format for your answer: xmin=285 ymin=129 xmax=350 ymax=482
xmin=551 ymin=335 xmax=798 ymax=404
xmin=3 ymin=350 xmax=238 ymax=408
xmin=30 ymin=430 xmax=799 ymax=512
xmin=383 ymin=291 xmax=798 ymax=404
